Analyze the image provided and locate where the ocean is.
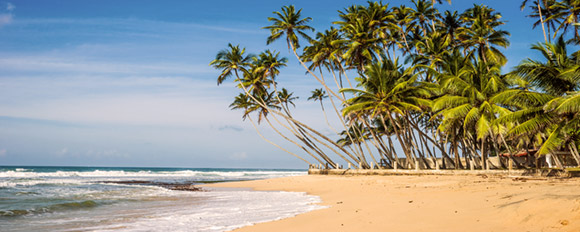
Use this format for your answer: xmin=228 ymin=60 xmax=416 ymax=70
xmin=0 ymin=166 xmax=323 ymax=231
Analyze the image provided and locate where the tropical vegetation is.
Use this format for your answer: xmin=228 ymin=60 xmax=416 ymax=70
xmin=211 ymin=0 xmax=580 ymax=170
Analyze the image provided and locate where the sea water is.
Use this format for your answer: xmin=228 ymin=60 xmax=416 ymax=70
xmin=0 ymin=166 xmax=324 ymax=231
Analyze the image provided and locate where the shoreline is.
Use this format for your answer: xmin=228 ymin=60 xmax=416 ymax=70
xmin=205 ymin=174 xmax=580 ymax=232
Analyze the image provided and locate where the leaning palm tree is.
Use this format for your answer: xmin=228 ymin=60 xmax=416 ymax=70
xmin=210 ymin=43 xmax=254 ymax=85
xmin=308 ymin=88 xmax=336 ymax=131
xmin=253 ymin=50 xmax=288 ymax=86
xmin=230 ymin=93 xmax=312 ymax=165
xmin=265 ymin=5 xmax=345 ymax=108
xmin=276 ymin=88 xmax=298 ymax=113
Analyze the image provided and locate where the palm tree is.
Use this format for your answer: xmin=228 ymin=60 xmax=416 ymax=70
xmin=410 ymin=0 xmax=439 ymax=34
xmin=302 ymin=27 xmax=343 ymax=74
xmin=308 ymin=88 xmax=328 ymax=105
xmin=512 ymin=36 xmax=580 ymax=96
xmin=492 ymin=80 xmax=556 ymax=167
xmin=265 ymin=4 xmax=345 ymax=110
xmin=210 ymin=43 xmax=254 ymax=85
xmin=277 ymin=88 xmax=298 ymax=112
xmin=341 ymin=59 xmax=434 ymax=168
xmin=521 ymin=0 xmax=559 ymax=43
xmin=506 ymin=37 xmax=580 ymax=164
xmin=540 ymin=92 xmax=580 ymax=162
xmin=548 ymin=0 xmax=580 ymax=43
xmin=459 ymin=4 xmax=510 ymax=66
xmin=438 ymin=10 xmax=463 ymax=48
xmin=434 ymin=53 xmax=510 ymax=169
xmin=410 ymin=31 xmax=451 ymax=77
xmin=308 ymin=88 xmax=335 ymax=129
xmin=432 ymin=0 xmax=451 ymax=4
xmin=253 ymin=50 xmax=288 ymax=85
xmin=264 ymin=5 xmax=314 ymax=51
xmin=229 ymin=93 xmax=312 ymax=165
xmin=337 ymin=121 xmax=372 ymax=166
xmin=211 ymin=44 xmax=352 ymax=168
xmin=333 ymin=17 xmax=381 ymax=71
xmin=392 ymin=5 xmax=415 ymax=54
xmin=333 ymin=2 xmax=390 ymax=72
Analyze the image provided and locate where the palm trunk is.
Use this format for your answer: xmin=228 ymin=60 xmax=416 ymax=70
xmin=418 ymin=130 xmax=438 ymax=169
xmin=465 ymin=137 xmax=482 ymax=168
xmin=264 ymin=117 xmax=325 ymax=165
xmin=288 ymin=44 xmax=369 ymax=167
xmin=568 ymin=141 xmax=580 ymax=167
xmin=387 ymin=136 xmax=401 ymax=168
xmin=405 ymin=116 xmax=455 ymax=164
xmin=248 ymin=116 xmax=311 ymax=165
xmin=376 ymin=133 xmax=396 ymax=167
xmin=481 ymin=137 xmax=487 ymax=170
xmin=386 ymin=113 xmax=415 ymax=169
xmin=238 ymin=72 xmax=358 ymax=167
xmin=336 ymin=60 xmax=354 ymax=89
xmin=537 ymin=2 xmax=548 ymax=44
xmin=399 ymin=27 xmax=412 ymax=54
xmin=289 ymin=42 xmax=343 ymax=100
xmin=360 ymin=117 xmax=390 ymax=168
xmin=319 ymin=100 xmax=339 ymax=134
xmin=350 ymin=120 xmax=371 ymax=165
xmin=409 ymin=126 xmax=430 ymax=169
xmin=323 ymin=76 xmax=367 ymax=163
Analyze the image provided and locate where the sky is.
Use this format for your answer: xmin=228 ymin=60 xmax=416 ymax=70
xmin=0 ymin=0 xmax=548 ymax=168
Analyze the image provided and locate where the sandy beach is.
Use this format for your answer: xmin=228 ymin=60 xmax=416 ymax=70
xmin=207 ymin=174 xmax=580 ymax=232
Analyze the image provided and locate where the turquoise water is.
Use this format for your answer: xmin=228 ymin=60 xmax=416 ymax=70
xmin=0 ymin=166 xmax=322 ymax=231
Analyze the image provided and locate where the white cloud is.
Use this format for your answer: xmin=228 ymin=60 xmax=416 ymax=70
xmin=0 ymin=149 xmax=6 ymax=157
xmin=0 ymin=13 xmax=12 ymax=27
xmin=15 ymin=17 xmax=265 ymax=35
xmin=0 ymin=3 xmax=14 ymax=27
xmin=6 ymin=2 xmax=14 ymax=11
xmin=0 ymin=74 xmax=243 ymax=127
xmin=0 ymin=56 xmax=212 ymax=76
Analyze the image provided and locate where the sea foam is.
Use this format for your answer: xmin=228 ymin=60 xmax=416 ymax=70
xmin=90 ymin=189 xmax=325 ymax=232
xmin=0 ymin=169 xmax=305 ymax=180
xmin=0 ymin=167 xmax=315 ymax=232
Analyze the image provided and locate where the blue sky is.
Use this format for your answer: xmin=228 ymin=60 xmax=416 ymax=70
xmin=0 ymin=0 xmax=549 ymax=168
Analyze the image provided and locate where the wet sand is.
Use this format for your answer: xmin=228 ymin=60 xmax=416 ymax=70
xmin=206 ymin=174 xmax=580 ymax=232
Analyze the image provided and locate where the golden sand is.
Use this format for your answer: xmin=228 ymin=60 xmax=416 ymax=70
xmin=206 ymin=174 xmax=580 ymax=232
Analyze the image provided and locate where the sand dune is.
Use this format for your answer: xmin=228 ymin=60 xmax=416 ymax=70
xmin=207 ymin=174 xmax=580 ymax=232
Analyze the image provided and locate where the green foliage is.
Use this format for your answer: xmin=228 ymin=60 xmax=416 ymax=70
xmin=211 ymin=1 xmax=580 ymax=169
